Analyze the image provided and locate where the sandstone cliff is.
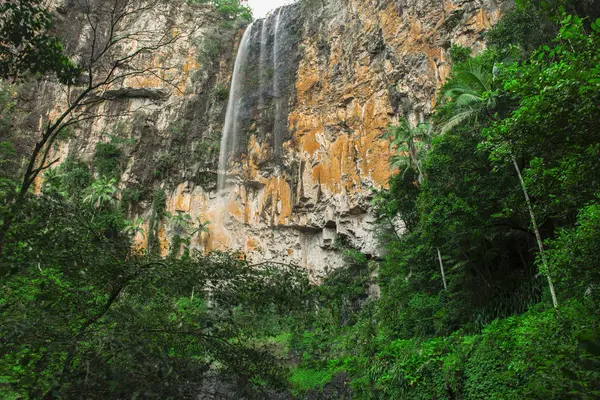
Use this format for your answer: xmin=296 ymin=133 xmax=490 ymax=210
xmin=38 ymin=0 xmax=504 ymax=280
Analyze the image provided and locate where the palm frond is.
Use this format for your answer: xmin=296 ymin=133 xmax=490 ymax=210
xmin=455 ymin=93 xmax=483 ymax=107
xmin=456 ymin=62 xmax=493 ymax=92
xmin=441 ymin=109 xmax=480 ymax=134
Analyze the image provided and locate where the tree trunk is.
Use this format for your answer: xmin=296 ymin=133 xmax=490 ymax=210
xmin=437 ymin=246 xmax=448 ymax=290
xmin=409 ymin=141 xmax=424 ymax=184
xmin=512 ymin=156 xmax=558 ymax=308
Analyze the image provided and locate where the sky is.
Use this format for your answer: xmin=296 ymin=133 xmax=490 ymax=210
xmin=246 ymin=0 xmax=294 ymax=19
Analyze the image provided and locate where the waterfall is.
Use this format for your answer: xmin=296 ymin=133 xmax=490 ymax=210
xmin=217 ymin=5 xmax=299 ymax=195
xmin=258 ymin=17 xmax=269 ymax=110
xmin=273 ymin=8 xmax=285 ymax=158
xmin=217 ymin=22 xmax=254 ymax=193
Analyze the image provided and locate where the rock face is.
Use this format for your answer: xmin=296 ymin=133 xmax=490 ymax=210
xmin=41 ymin=0 xmax=504 ymax=280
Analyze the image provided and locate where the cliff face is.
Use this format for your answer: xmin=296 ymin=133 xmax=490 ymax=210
xmin=41 ymin=0 xmax=503 ymax=280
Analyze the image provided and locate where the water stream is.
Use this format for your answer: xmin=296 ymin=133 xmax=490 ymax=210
xmin=273 ymin=7 xmax=285 ymax=158
xmin=217 ymin=21 xmax=254 ymax=193
xmin=217 ymin=6 xmax=300 ymax=196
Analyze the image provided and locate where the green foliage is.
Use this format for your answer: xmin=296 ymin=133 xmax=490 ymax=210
xmin=0 ymin=184 xmax=309 ymax=398
xmin=290 ymin=368 xmax=335 ymax=393
xmin=485 ymin=2 xmax=558 ymax=56
xmin=293 ymin=302 xmax=599 ymax=400
xmin=123 ymin=217 xmax=145 ymax=238
xmin=154 ymin=152 xmax=176 ymax=178
xmin=0 ymin=0 xmax=80 ymax=83
xmin=287 ymin=5 xmax=600 ymax=400
xmin=215 ymin=83 xmax=229 ymax=101
xmin=193 ymin=137 xmax=220 ymax=165
xmin=58 ymin=159 xmax=93 ymax=194
xmin=449 ymin=44 xmax=473 ymax=63
xmin=186 ymin=0 xmax=252 ymax=21
xmin=0 ymin=85 xmax=19 ymax=205
xmin=195 ymin=36 xmax=222 ymax=66
xmin=546 ymin=202 xmax=600 ymax=302
xmin=83 ymin=176 xmax=118 ymax=209
xmin=120 ymin=186 xmax=145 ymax=211
xmin=0 ymin=141 xmax=18 ymax=204
xmin=42 ymin=158 xmax=93 ymax=201
xmin=384 ymin=119 xmax=431 ymax=181
xmin=163 ymin=211 xmax=211 ymax=258
xmin=93 ymin=141 xmax=124 ymax=180
xmin=484 ymin=14 xmax=600 ymax=225
xmin=438 ymin=60 xmax=497 ymax=133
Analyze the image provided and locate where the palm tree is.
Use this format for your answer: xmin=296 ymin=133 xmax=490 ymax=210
xmin=83 ymin=176 xmax=118 ymax=209
xmin=440 ymin=62 xmax=496 ymax=134
xmin=436 ymin=63 xmax=499 ymax=293
xmin=441 ymin=62 xmax=558 ymax=307
xmin=512 ymin=155 xmax=558 ymax=308
xmin=385 ymin=119 xmax=432 ymax=184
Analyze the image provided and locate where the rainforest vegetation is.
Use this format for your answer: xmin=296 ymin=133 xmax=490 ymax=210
xmin=285 ymin=1 xmax=600 ymax=397
xmin=1 ymin=0 xmax=600 ymax=398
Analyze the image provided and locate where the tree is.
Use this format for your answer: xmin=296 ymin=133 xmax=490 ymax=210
xmin=0 ymin=0 xmax=79 ymax=82
xmin=439 ymin=62 xmax=496 ymax=134
xmin=0 ymin=174 xmax=309 ymax=399
xmin=439 ymin=57 xmax=560 ymax=308
xmin=0 ymin=0 xmax=191 ymax=255
xmin=187 ymin=0 xmax=252 ymax=21
xmin=385 ymin=119 xmax=432 ymax=184
xmin=483 ymin=15 xmax=600 ymax=307
xmin=83 ymin=176 xmax=118 ymax=209
xmin=512 ymin=155 xmax=558 ymax=307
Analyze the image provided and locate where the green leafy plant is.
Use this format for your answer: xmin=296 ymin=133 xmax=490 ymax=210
xmin=0 ymin=0 xmax=80 ymax=83
xmin=83 ymin=176 xmax=118 ymax=209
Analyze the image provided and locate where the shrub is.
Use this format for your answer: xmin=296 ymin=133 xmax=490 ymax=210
xmin=93 ymin=141 xmax=123 ymax=179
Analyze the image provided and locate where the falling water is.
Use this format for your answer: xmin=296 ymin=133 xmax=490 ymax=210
xmin=258 ymin=17 xmax=269 ymax=110
xmin=272 ymin=8 xmax=285 ymax=158
xmin=217 ymin=22 xmax=254 ymax=192
xmin=217 ymin=5 xmax=299 ymax=195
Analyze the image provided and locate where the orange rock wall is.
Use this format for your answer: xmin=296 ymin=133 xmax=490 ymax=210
xmin=187 ymin=0 xmax=503 ymax=279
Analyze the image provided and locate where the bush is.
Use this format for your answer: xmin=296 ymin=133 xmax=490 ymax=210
xmin=546 ymin=202 xmax=600 ymax=302
xmin=93 ymin=141 xmax=123 ymax=179
xmin=290 ymin=368 xmax=335 ymax=393
xmin=186 ymin=0 xmax=252 ymax=21
xmin=449 ymin=44 xmax=472 ymax=63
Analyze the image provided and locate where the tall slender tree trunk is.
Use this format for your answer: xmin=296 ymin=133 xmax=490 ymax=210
xmin=512 ymin=156 xmax=558 ymax=308
xmin=437 ymin=246 xmax=448 ymax=290
xmin=409 ymin=141 xmax=424 ymax=184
